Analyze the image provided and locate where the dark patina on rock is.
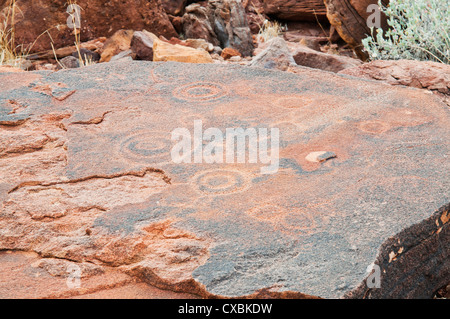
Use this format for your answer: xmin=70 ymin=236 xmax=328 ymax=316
xmin=0 ymin=62 xmax=448 ymax=298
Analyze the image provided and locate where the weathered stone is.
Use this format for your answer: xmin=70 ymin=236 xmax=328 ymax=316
xmin=221 ymin=47 xmax=242 ymax=60
xmin=0 ymin=0 xmax=178 ymax=53
xmin=209 ymin=0 xmax=254 ymax=57
xmin=0 ymin=251 xmax=197 ymax=298
xmin=27 ymin=38 xmax=106 ymax=61
xmin=168 ymin=14 xmax=184 ymax=34
xmin=71 ymin=48 xmax=100 ymax=63
xmin=243 ymin=0 xmax=267 ymax=34
xmin=290 ymin=43 xmax=362 ymax=73
xmin=100 ymin=30 xmax=135 ymax=63
xmin=228 ymin=55 xmax=242 ymax=63
xmin=212 ymin=46 xmax=223 ymax=55
xmin=0 ymin=61 xmax=448 ymax=299
xmin=182 ymin=3 xmax=219 ymax=46
xmin=181 ymin=0 xmax=254 ymax=56
xmin=263 ymin=0 xmax=328 ymax=21
xmin=339 ymin=60 xmax=450 ymax=95
xmin=185 ymin=38 xmax=214 ymax=52
xmin=59 ymin=56 xmax=80 ymax=69
xmin=249 ymin=37 xmax=296 ymax=71
xmin=110 ymin=50 xmax=135 ymax=63
xmin=0 ymin=65 xmax=24 ymax=73
xmin=305 ymin=151 xmax=337 ymax=163
xmin=131 ymin=31 xmax=158 ymax=61
xmin=153 ymin=38 xmax=213 ymax=63
xmin=284 ymin=29 xmax=330 ymax=51
xmin=324 ymin=0 xmax=389 ymax=60
xmin=161 ymin=0 xmax=188 ymax=16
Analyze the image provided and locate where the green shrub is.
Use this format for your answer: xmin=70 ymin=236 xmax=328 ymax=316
xmin=362 ymin=0 xmax=449 ymax=64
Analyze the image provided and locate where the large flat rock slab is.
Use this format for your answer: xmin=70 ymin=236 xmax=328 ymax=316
xmin=0 ymin=62 xmax=448 ymax=298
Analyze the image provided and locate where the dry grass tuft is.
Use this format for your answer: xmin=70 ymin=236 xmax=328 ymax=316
xmin=0 ymin=0 xmax=26 ymax=67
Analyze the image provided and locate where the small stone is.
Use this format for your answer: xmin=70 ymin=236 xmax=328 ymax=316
xmin=212 ymin=46 xmax=223 ymax=55
xmin=130 ymin=30 xmax=157 ymax=61
xmin=229 ymin=56 xmax=242 ymax=62
xmin=110 ymin=50 xmax=135 ymax=62
xmin=100 ymin=29 xmax=134 ymax=63
xmin=185 ymin=39 xmax=214 ymax=52
xmin=153 ymin=38 xmax=213 ymax=63
xmin=71 ymin=48 xmax=100 ymax=63
xmin=221 ymin=47 xmax=242 ymax=60
xmin=59 ymin=56 xmax=80 ymax=69
xmin=305 ymin=151 xmax=337 ymax=163
xmin=249 ymin=37 xmax=296 ymax=71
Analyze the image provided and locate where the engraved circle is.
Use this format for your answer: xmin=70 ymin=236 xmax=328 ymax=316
xmin=275 ymin=96 xmax=313 ymax=109
xmin=246 ymin=204 xmax=288 ymax=221
xmin=280 ymin=209 xmax=317 ymax=232
xmin=193 ymin=170 xmax=250 ymax=195
xmin=174 ymin=82 xmax=226 ymax=102
xmin=246 ymin=205 xmax=319 ymax=235
xmin=119 ymin=131 xmax=171 ymax=163
xmin=359 ymin=120 xmax=391 ymax=134
xmin=385 ymin=108 xmax=433 ymax=127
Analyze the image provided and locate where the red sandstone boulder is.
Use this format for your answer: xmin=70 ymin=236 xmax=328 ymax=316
xmin=181 ymin=3 xmax=219 ymax=47
xmin=324 ymin=0 xmax=389 ymax=60
xmin=243 ymin=0 xmax=267 ymax=34
xmin=290 ymin=43 xmax=362 ymax=73
xmin=263 ymin=0 xmax=328 ymax=22
xmin=249 ymin=37 xmax=296 ymax=71
xmin=100 ymin=30 xmax=135 ymax=63
xmin=181 ymin=0 xmax=254 ymax=57
xmin=153 ymin=38 xmax=214 ymax=63
xmin=221 ymin=47 xmax=242 ymax=60
xmin=130 ymin=31 xmax=158 ymax=61
xmin=0 ymin=0 xmax=177 ymax=53
xmin=339 ymin=60 xmax=450 ymax=95
xmin=161 ymin=0 xmax=188 ymax=16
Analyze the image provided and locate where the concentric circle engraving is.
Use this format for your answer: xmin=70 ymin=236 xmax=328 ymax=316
xmin=359 ymin=120 xmax=391 ymax=134
xmin=193 ymin=169 xmax=250 ymax=195
xmin=274 ymin=96 xmax=313 ymax=109
xmin=173 ymin=82 xmax=227 ymax=102
xmin=385 ymin=108 xmax=433 ymax=127
xmin=247 ymin=204 xmax=287 ymax=221
xmin=246 ymin=204 xmax=320 ymax=235
xmin=118 ymin=131 xmax=171 ymax=163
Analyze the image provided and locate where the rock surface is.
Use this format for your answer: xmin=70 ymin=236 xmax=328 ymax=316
xmin=0 ymin=0 xmax=177 ymax=53
xmin=290 ymin=43 xmax=362 ymax=73
xmin=250 ymin=37 xmax=297 ymax=71
xmin=0 ymin=250 xmax=198 ymax=298
xmin=130 ymin=31 xmax=158 ymax=61
xmin=0 ymin=62 xmax=449 ymax=299
xmin=324 ymin=0 xmax=389 ymax=59
xmin=243 ymin=0 xmax=267 ymax=34
xmin=263 ymin=0 xmax=328 ymax=21
xmin=221 ymin=47 xmax=242 ymax=60
xmin=339 ymin=60 xmax=450 ymax=95
xmin=181 ymin=0 xmax=254 ymax=56
xmin=153 ymin=39 xmax=214 ymax=63
xmin=99 ymin=30 xmax=135 ymax=63
xmin=161 ymin=0 xmax=188 ymax=16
